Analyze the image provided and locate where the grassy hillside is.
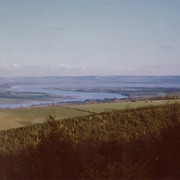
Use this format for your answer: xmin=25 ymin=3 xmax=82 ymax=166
xmin=0 ymin=100 xmax=173 ymax=130
xmin=0 ymin=102 xmax=180 ymax=179
xmin=0 ymin=106 xmax=90 ymax=130
xmin=67 ymin=99 xmax=171 ymax=113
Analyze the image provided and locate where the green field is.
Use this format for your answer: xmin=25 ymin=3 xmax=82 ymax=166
xmin=67 ymin=100 xmax=172 ymax=113
xmin=0 ymin=106 xmax=89 ymax=130
xmin=0 ymin=100 xmax=176 ymax=130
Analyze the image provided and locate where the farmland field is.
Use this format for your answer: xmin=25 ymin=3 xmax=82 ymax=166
xmin=0 ymin=99 xmax=176 ymax=130
xmin=67 ymin=99 xmax=172 ymax=113
xmin=0 ymin=106 xmax=89 ymax=130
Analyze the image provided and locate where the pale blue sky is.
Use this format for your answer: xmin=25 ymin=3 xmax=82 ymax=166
xmin=0 ymin=0 xmax=180 ymax=76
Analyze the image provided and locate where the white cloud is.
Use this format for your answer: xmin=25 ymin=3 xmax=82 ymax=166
xmin=0 ymin=64 xmax=85 ymax=77
xmin=0 ymin=63 xmax=179 ymax=77
xmin=0 ymin=62 xmax=21 ymax=70
xmin=52 ymin=63 xmax=82 ymax=70
xmin=0 ymin=63 xmax=9 ymax=69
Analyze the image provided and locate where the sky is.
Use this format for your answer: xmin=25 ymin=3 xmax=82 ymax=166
xmin=0 ymin=0 xmax=180 ymax=76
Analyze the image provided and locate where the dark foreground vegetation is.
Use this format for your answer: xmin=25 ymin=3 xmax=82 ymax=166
xmin=0 ymin=102 xmax=180 ymax=179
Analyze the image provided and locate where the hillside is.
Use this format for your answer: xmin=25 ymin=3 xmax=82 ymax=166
xmin=0 ymin=99 xmax=173 ymax=130
xmin=0 ymin=102 xmax=180 ymax=179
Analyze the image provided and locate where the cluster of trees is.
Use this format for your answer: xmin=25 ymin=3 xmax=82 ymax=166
xmin=0 ymin=102 xmax=180 ymax=179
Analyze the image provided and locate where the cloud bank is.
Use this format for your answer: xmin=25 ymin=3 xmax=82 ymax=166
xmin=0 ymin=62 xmax=179 ymax=77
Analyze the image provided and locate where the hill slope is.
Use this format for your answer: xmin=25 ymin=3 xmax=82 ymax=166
xmin=0 ymin=102 xmax=180 ymax=179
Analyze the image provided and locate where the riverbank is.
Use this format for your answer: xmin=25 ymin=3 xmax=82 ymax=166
xmin=1 ymin=76 xmax=180 ymax=109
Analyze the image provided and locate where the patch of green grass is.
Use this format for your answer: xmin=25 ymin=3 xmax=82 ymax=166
xmin=0 ymin=106 xmax=90 ymax=130
xmin=67 ymin=100 xmax=172 ymax=113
